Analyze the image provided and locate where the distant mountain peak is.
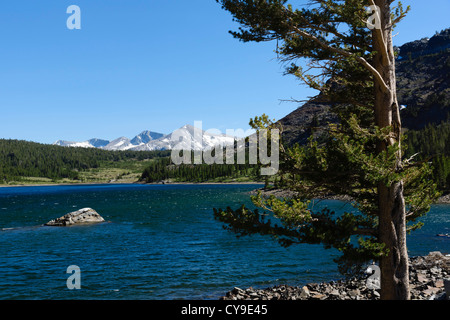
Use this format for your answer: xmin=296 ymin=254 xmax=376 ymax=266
xmin=396 ymin=28 xmax=450 ymax=60
xmin=87 ymin=138 xmax=110 ymax=148
xmin=103 ymin=136 xmax=132 ymax=151
xmin=54 ymin=140 xmax=73 ymax=146
xmin=130 ymin=130 xmax=164 ymax=145
xmin=52 ymin=126 xmax=236 ymax=152
xmin=177 ymin=124 xmax=198 ymax=135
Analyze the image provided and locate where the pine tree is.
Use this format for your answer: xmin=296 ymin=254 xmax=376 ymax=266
xmin=213 ymin=0 xmax=440 ymax=300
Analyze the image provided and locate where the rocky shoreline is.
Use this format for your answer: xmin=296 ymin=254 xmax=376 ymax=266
xmin=247 ymin=187 xmax=364 ymax=202
xmin=436 ymin=193 xmax=450 ymax=204
xmin=249 ymin=187 xmax=450 ymax=204
xmin=220 ymin=251 xmax=450 ymax=300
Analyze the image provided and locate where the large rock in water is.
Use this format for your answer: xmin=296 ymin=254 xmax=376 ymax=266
xmin=45 ymin=208 xmax=105 ymax=226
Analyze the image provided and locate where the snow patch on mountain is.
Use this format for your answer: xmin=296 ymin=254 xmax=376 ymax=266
xmin=103 ymin=137 xmax=134 ymax=151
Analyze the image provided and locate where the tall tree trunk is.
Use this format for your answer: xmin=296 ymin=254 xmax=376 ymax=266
xmin=373 ymin=0 xmax=410 ymax=300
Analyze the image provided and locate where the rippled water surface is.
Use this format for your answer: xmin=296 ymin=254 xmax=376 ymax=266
xmin=0 ymin=184 xmax=448 ymax=299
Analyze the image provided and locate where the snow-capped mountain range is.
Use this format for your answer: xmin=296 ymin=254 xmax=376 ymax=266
xmin=53 ymin=125 xmax=237 ymax=151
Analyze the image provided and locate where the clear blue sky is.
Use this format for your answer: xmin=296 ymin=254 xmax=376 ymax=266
xmin=0 ymin=0 xmax=448 ymax=144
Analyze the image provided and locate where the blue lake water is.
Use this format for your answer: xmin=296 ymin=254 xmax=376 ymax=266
xmin=0 ymin=183 xmax=449 ymax=300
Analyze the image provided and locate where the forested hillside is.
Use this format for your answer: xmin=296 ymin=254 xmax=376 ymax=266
xmin=0 ymin=138 xmax=259 ymax=185
xmin=0 ymin=139 xmax=170 ymax=184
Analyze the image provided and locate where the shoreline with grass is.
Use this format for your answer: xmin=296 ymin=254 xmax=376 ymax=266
xmin=2 ymin=179 xmax=449 ymax=204
xmin=0 ymin=179 xmax=264 ymax=188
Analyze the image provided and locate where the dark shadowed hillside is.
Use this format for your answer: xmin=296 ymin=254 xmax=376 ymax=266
xmin=279 ymin=28 xmax=450 ymax=146
xmin=396 ymin=29 xmax=450 ymax=130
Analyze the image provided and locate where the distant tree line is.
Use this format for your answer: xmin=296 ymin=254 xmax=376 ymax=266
xmin=0 ymin=139 xmax=170 ymax=183
xmin=140 ymin=152 xmax=262 ymax=183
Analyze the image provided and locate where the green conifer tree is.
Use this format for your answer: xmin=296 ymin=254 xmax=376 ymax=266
xmin=213 ymin=0 xmax=440 ymax=300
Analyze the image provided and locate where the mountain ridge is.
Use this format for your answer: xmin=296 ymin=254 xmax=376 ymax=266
xmin=54 ymin=130 xmax=164 ymax=150
xmin=53 ymin=125 xmax=236 ymax=151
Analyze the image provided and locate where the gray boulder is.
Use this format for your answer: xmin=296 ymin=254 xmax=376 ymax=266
xmin=45 ymin=208 xmax=105 ymax=226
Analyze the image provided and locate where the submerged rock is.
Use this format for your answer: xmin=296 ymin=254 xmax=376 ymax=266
xmin=45 ymin=208 xmax=105 ymax=226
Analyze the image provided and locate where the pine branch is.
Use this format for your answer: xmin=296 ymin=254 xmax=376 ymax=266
xmin=286 ymin=25 xmax=390 ymax=93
